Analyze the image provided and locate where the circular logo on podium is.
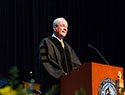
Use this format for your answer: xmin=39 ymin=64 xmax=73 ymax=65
xmin=98 ymin=78 xmax=117 ymax=95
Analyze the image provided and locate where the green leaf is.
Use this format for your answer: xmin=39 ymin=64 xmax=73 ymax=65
xmin=74 ymin=90 xmax=79 ymax=95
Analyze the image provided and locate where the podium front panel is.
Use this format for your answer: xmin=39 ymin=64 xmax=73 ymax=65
xmin=92 ymin=62 xmax=123 ymax=95
xmin=61 ymin=62 xmax=124 ymax=95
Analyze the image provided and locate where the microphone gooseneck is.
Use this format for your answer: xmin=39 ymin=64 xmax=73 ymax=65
xmin=88 ymin=44 xmax=110 ymax=65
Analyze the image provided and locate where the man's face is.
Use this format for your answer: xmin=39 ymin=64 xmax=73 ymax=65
xmin=53 ymin=19 xmax=68 ymax=39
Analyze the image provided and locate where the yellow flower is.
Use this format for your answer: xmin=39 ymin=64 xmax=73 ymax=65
xmin=0 ymin=86 xmax=17 ymax=95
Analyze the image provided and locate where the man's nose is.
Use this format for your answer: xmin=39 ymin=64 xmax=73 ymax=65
xmin=64 ymin=27 xmax=67 ymax=31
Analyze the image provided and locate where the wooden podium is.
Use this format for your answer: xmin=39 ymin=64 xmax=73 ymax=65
xmin=61 ymin=62 xmax=124 ymax=95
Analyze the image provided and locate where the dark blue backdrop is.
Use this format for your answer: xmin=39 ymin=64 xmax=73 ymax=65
xmin=0 ymin=0 xmax=124 ymax=82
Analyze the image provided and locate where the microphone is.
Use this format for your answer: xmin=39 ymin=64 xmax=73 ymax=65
xmin=88 ymin=44 xmax=110 ymax=65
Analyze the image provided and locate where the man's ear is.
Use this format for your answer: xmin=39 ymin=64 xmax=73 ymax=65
xmin=53 ymin=26 xmax=57 ymax=32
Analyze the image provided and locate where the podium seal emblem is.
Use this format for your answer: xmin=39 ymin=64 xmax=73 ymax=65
xmin=98 ymin=78 xmax=117 ymax=95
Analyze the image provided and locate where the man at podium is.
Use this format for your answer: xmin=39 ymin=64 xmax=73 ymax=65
xmin=39 ymin=17 xmax=81 ymax=94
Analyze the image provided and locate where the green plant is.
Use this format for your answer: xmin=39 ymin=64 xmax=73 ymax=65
xmin=0 ymin=66 xmax=35 ymax=95
xmin=74 ymin=88 xmax=86 ymax=95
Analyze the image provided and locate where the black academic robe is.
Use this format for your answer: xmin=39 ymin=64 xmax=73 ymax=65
xmin=39 ymin=36 xmax=81 ymax=93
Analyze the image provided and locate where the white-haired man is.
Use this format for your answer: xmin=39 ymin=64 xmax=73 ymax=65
xmin=39 ymin=17 xmax=81 ymax=94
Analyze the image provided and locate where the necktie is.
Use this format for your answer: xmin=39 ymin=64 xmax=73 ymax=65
xmin=60 ymin=40 xmax=64 ymax=48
